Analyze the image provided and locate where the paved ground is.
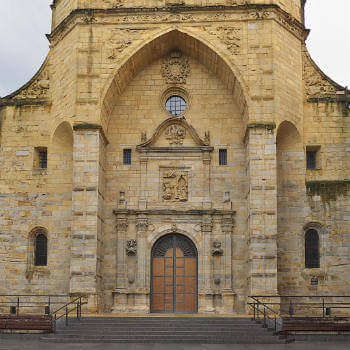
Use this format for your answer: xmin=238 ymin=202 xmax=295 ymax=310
xmin=0 ymin=339 xmax=349 ymax=350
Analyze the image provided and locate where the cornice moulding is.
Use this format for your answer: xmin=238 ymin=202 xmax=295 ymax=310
xmin=48 ymin=4 xmax=307 ymax=45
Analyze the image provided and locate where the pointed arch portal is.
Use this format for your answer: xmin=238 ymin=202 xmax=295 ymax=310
xmin=151 ymin=234 xmax=198 ymax=313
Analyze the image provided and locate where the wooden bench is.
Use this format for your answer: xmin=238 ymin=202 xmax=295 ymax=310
xmin=0 ymin=315 xmax=53 ymax=332
xmin=281 ymin=317 xmax=350 ymax=334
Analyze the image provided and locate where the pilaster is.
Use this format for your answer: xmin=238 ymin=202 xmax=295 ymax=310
xmin=69 ymin=124 xmax=107 ymax=311
xmin=246 ymin=124 xmax=278 ymax=297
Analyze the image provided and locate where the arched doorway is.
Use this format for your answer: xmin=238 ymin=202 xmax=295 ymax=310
xmin=151 ymin=234 xmax=197 ymax=313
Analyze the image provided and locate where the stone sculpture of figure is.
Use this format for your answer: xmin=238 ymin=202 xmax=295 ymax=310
xmin=162 ymin=182 xmax=173 ymax=200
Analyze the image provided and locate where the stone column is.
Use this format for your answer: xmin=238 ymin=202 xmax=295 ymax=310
xmin=135 ymin=215 xmax=149 ymax=311
xmin=138 ymin=152 xmax=148 ymax=210
xmin=136 ymin=216 xmax=148 ymax=290
xmin=246 ymin=124 xmax=278 ymax=298
xmin=199 ymin=214 xmax=214 ymax=312
xmin=221 ymin=214 xmax=234 ymax=291
xmin=112 ymin=215 xmax=128 ymax=312
xmin=221 ymin=214 xmax=235 ymax=313
xmin=70 ymin=124 xmax=107 ymax=312
xmin=202 ymin=150 xmax=212 ymax=209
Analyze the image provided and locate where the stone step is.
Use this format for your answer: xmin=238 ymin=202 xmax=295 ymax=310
xmin=57 ymin=326 xmax=263 ymax=332
xmin=69 ymin=322 xmax=262 ymax=328
xmin=44 ymin=317 xmax=283 ymax=344
xmin=55 ymin=329 xmax=268 ymax=336
xmin=42 ymin=336 xmax=283 ymax=344
xmin=69 ymin=317 xmax=252 ymax=322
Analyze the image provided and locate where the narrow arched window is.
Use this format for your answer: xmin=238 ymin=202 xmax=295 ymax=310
xmin=305 ymin=229 xmax=320 ymax=268
xmin=35 ymin=234 xmax=47 ymax=266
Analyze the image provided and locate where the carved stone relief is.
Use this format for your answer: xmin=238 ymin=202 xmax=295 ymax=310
xmin=162 ymin=169 xmax=188 ymax=202
xmin=304 ymin=54 xmax=337 ymax=98
xmin=16 ymin=66 xmax=50 ymax=99
xmin=106 ymin=29 xmax=146 ymax=60
xmin=165 ymin=124 xmax=186 ymax=145
xmin=161 ymin=51 xmax=190 ymax=84
xmin=250 ymin=9 xmax=270 ymax=20
xmin=126 ymin=239 xmax=137 ymax=256
xmin=212 ymin=240 xmax=224 ymax=256
xmin=203 ymin=26 xmax=242 ymax=55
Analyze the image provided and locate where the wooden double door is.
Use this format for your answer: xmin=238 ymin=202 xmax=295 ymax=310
xmin=151 ymin=234 xmax=197 ymax=313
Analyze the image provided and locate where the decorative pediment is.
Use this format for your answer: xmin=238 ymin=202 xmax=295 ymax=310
xmin=136 ymin=117 xmax=213 ymax=153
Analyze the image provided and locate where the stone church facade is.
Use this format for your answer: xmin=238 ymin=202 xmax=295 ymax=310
xmin=0 ymin=0 xmax=349 ymax=314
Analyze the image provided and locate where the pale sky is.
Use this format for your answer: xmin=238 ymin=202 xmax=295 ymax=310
xmin=0 ymin=0 xmax=349 ymax=97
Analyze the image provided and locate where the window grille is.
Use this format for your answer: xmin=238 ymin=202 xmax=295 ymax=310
xmin=305 ymin=229 xmax=320 ymax=268
xmin=219 ymin=149 xmax=227 ymax=166
xmin=35 ymin=233 xmax=48 ymax=266
xmin=123 ymin=149 xmax=132 ymax=165
xmin=39 ymin=150 xmax=47 ymax=169
xmin=306 ymin=151 xmax=316 ymax=170
xmin=165 ymin=96 xmax=187 ymax=116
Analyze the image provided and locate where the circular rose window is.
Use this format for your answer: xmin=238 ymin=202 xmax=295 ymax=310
xmin=165 ymin=95 xmax=187 ymax=116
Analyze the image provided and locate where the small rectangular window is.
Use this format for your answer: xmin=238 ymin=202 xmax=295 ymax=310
xmin=34 ymin=147 xmax=48 ymax=170
xmin=39 ymin=150 xmax=47 ymax=169
xmin=123 ymin=149 xmax=132 ymax=165
xmin=306 ymin=151 xmax=316 ymax=169
xmin=306 ymin=146 xmax=320 ymax=170
xmin=219 ymin=149 xmax=227 ymax=166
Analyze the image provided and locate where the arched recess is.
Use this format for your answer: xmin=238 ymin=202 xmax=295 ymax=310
xmin=25 ymin=227 xmax=49 ymax=281
xmin=276 ymin=121 xmax=305 ymax=295
xmin=49 ymin=121 xmax=73 ymax=192
xmin=101 ymin=28 xmax=250 ymax=131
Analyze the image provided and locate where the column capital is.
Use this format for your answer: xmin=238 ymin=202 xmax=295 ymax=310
xmin=221 ymin=215 xmax=234 ymax=233
xmin=136 ymin=216 xmax=148 ymax=233
xmin=116 ymin=217 xmax=128 ymax=233
xmin=201 ymin=215 xmax=213 ymax=233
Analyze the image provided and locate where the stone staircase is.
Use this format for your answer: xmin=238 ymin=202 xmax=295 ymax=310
xmin=41 ymin=316 xmax=287 ymax=344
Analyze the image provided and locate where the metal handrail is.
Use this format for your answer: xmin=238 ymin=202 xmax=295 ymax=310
xmin=51 ymin=296 xmax=86 ymax=331
xmin=0 ymin=294 xmax=70 ymax=316
xmin=0 ymin=294 xmax=86 ymax=332
xmin=248 ymin=297 xmax=280 ymax=333
xmin=248 ymin=295 xmax=350 ymax=333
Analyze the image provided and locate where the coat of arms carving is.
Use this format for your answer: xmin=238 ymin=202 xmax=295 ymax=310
xmin=161 ymin=51 xmax=190 ymax=84
xmin=162 ymin=169 xmax=188 ymax=202
xmin=165 ymin=124 xmax=186 ymax=145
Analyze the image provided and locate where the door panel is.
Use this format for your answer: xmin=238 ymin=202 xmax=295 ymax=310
xmin=151 ymin=234 xmax=197 ymax=313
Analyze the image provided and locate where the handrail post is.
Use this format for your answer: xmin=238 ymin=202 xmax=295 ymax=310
xmin=322 ymin=298 xmax=325 ymax=318
xmin=274 ymin=316 xmax=277 ymax=334
xmin=253 ymin=303 xmax=256 ymax=320
xmin=65 ymin=306 xmax=68 ymax=327
xmin=263 ymin=307 xmax=267 ymax=328
xmin=17 ymin=297 xmax=20 ymax=316
xmin=80 ymin=297 xmax=82 ymax=319
xmin=289 ymin=300 xmax=294 ymax=317
xmin=53 ymin=314 xmax=57 ymax=333
xmin=257 ymin=300 xmax=260 ymax=320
